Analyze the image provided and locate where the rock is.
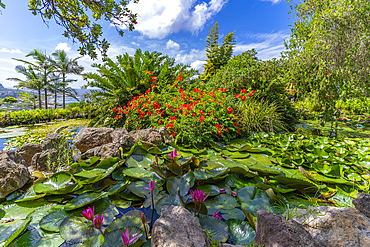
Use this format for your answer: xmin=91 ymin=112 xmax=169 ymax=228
xmin=0 ymin=150 xmax=30 ymax=199
xmin=129 ymin=129 xmax=163 ymax=145
xmin=152 ymin=205 xmax=211 ymax=247
xmin=158 ymin=126 xmax=175 ymax=143
xmin=73 ymin=127 xmax=114 ymax=153
xmin=112 ymin=133 xmax=135 ymax=148
xmin=254 ymin=210 xmax=315 ymax=247
xmin=111 ymin=128 xmax=129 ymax=142
xmin=290 ymin=206 xmax=370 ymax=247
xmin=353 ymin=192 xmax=370 ymax=218
xmin=82 ymin=143 xmax=121 ymax=160
xmin=16 ymin=143 xmax=42 ymax=167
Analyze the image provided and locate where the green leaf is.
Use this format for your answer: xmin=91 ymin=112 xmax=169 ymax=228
xmin=125 ymin=155 xmax=153 ymax=169
xmin=195 ymin=185 xmax=220 ymax=196
xmin=59 ymin=216 xmax=100 ymax=244
xmin=167 ymin=177 xmax=190 ymax=197
xmin=40 ymin=209 xmax=71 ymax=232
xmin=198 ymin=215 xmax=229 ymax=242
xmin=214 ymin=194 xmax=238 ymax=210
xmin=33 ymin=172 xmax=77 ymax=195
xmin=64 ymin=192 xmax=106 ymax=211
xmin=155 ymin=194 xmax=182 ymax=215
xmin=81 ymin=234 xmax=104 ymax=247
xmin=0 ymin=218 xmax=31 ymax=247
xmin=226 ymin=219 xmax=255 ymax=245
xmin=102 ymin=226 xmax=143 ymax=247
xmin=104 ymin=216 xmax=143 ymax=234
xmin=220 ymin=208 xmax=245 ymax=221
xmin=12 ymin=229 xmax=64 ymax=247
xmin=122 ymin=168 xmax=153 ymax=179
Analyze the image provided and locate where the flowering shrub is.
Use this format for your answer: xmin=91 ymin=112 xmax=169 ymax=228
xmin=113 ymin=73 xmax=255 ymax=144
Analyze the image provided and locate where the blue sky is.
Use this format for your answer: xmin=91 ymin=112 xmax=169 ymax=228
xmin=0 ymin=0 xmax=294 ymax=88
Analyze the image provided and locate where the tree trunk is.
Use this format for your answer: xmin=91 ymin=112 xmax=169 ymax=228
xmin=63 ymin=73 xmax=66 ymax=109
xmin=44 ymin=88 xmax=48 ymax=109
xmin=38 ymin=88 xmax=42 ymax=109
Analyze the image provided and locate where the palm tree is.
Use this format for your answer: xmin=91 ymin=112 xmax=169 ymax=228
xmin=82 ymin=49 xmax=169 ymax=105
xmin=6 ymin=65 xmax=44 ymax=109
xmin=48 ymin=74 xmax=78 ymax=109
xmin=13 ymin=49 xmax=54 ymax=109
xmin=18 ymin=92 xmax=38 ymax=109
xmin=51 ymin=50 xmax=84 ymax=109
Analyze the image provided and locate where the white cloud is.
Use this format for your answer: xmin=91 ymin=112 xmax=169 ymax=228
xmin=235 ymin=31 xmax=290 ymax=60
xmin=120 ymin=0 xmax=228 ymax=39
xmin=131 ymin=41 xmax=140 ymax=46
xmin=166 ymin=40 xmax=180 ymax=50
xmin=175 ymin=48 xmax=206 ymax=65
xmin=191 ymin=60 xmax=206 ymax=73
xmin=0 ymin=48 xmax=22 ymax=54
xmin=55 ymin=42 xmax=71 ymax=52
xmin=259 ymin=0 xmax=283 ymax=4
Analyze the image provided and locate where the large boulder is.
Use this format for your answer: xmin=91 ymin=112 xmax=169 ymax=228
xmin=16 ymin=143 xmax=42 ymax=167
xmin=0 ymin=150 xmax=30 ymax=199
xmin=73 ymin=127 xmax=114 ymax=153
xmin=111 ymin=128 xmax=135 ymax=148
xmin=158 ymin=126 xmax=175 ymax=143
xmin=290 ymin=206 xmax=370 ymax=247
xmin=31 ymin=133 xmax=73 ymax=172
xmin=81 ymin=143 xmax=121 ymax=160
xmin=254 ymin=210 xmax=315 ymax=247
xmin=353 ymin=192 xmax=370 ymax=218
xmin=152 ymin=205 xmax=211 ymax=247
xmin=129 ymin=129 xmax=163 ymax=146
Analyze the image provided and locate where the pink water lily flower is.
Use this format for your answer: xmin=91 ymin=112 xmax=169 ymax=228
xmin=168 ymin=148 xmax=181 ymax=160
xmin=220 ymin=188 xmax=226 ymax=193
xmin=212 ymin=211 xmax=222 ymax=219
xmin=121 ymin=227 xmax=139 ymax=246
xmin=231 ymin=191 xmax=237 ymax=197
xmin=153 ymin=154 xmax=159 ymax=165
xmin=144 ymin=181 xmax=155 ymax=191
xmin=82 ymin=206 xmax=94 ymax=221
xmin=93 ymin=215 xmax=104 ymax=230
xmin=190 ymin=190 xmax=209 ymax=203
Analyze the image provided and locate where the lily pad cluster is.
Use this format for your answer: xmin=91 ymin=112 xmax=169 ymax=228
xmin=0 ymin=132 xmax=369 ymax=246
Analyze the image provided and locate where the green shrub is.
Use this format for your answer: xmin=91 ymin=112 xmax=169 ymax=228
xmin=239 ymin=97 xmax=286 ymax=133
xmin=206 ymin=49 xmax=297 ymax=126
xmin=113 ymin=76 xmax=256 ymax=144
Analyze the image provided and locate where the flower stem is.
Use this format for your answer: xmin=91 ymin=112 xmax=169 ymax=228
xmin=198 ymin=202 xmax=202 ymax=216
xmin=99 ymin=229 xmax=104 ymax=235
xmin=143 ymin=222 xmax=148 ymax=240
xmin=194 ymin=201 xmax=197 ymax=215
xmin=150 ymin=193 xmax=154 ymax=235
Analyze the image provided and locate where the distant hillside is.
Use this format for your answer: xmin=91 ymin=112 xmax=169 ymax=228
xmin=0 ymin=83 xmax=4 ymax=89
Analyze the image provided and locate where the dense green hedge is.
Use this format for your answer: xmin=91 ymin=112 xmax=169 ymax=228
xmin=0 ymin=107 xmax=91 ymax=127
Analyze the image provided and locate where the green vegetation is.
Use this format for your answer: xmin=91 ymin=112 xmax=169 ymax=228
xmin=2 ymin=0 xmax=370 ymax=246
xmin=0 ymin=0 xmax=139 ymax=59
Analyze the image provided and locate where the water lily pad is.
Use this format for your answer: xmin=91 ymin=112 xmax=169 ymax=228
xmin=198 ymin=215 xmax=229 ymax=242
xmin=0 ymin=218 xmax=31 ymax=247
xmin=220 ymin=208 xmax=245 ymax=221
xmin=81 ymin=234 xmax=104 ymax=247
xmin=167 ymin=177 xmax=190 ymax=197
xmin=226 ymin=219 xmax=255 ymax=245
xmin=125 ymin=155 xmax=153 ymax=169
xmin=195 ymin=185 xmax=220 ymax=197
xmin=102 ymin=226 xmax=143 ymax=247
xmin=12 ymin=229 xmax=64 ymax=247
xmin=226 ymin=174 xmax=255 ymax=189
xmin=214 ymin=194 xmax=238 ymax=210
xmin=104 ymin=216 xmax=143 ymax=234
xmin=59 ymin=216 xmax=100 ymax=244
xmin=122 ymin=168 xmax=153 ymax=179
xmin=40 ymin=209 xmax=71 ymax=232
xmin=64 ymin=192 xmax=106 ymax=211
xmin=155 ymin=194 xmax=182 ymax=215
xmin=33 ymin=172 xmax=78 ymax=195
